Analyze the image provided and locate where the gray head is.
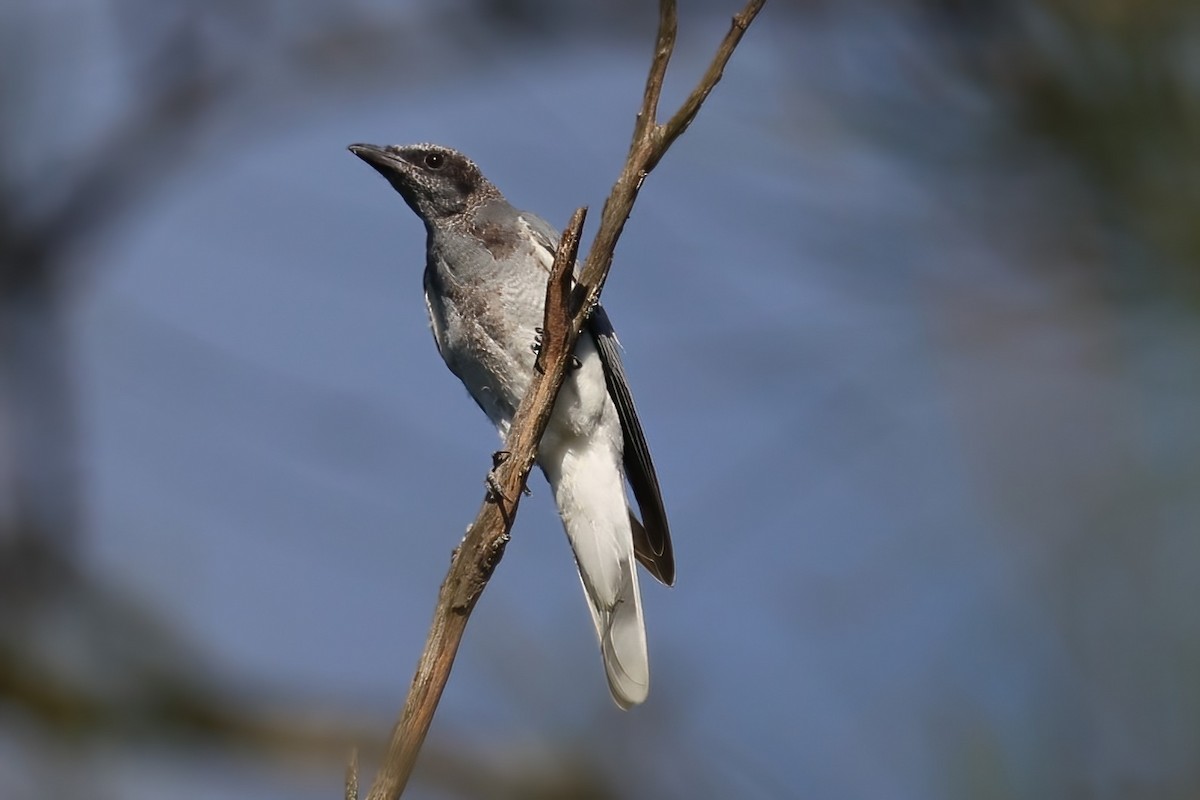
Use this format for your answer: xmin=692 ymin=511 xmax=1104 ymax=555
xmin=348 ymin=142 xmax=502 ymax=225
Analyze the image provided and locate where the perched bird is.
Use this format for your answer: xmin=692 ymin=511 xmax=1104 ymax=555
xmin=349 ymin=142 xmax=674 ymax=708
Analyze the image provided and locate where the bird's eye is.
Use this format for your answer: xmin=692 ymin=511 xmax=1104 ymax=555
xmin=424 ymin=152 xmax=444 ymax=169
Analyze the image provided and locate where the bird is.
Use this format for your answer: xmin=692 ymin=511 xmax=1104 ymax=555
xmin=348 ymin=142 xmax=674 ymax=708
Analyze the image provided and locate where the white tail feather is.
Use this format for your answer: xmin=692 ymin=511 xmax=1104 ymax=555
xmin=599 ymin=559 xmax=647 ymax=709
xmin=543 ymin=439 xmax=649 ymax=708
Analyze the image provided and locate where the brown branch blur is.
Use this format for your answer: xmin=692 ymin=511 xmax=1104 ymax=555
xmin=353 ymin=1 xmax=766 ymax=798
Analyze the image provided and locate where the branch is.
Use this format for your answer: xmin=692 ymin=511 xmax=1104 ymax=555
xmin=631 ymin=0 xmax=677 ymax=146
xmin=657 ymin=0 xmax=766 ymax=168
xmin=582 ymin=0 xmax=766 ymax=307
xmin=346 ymin=749 xmax=359 ymax=800
xmin=361 ymin=209 xmax=585 ymax=800
xmin=358 ymin=2 xmax=766 ymax=797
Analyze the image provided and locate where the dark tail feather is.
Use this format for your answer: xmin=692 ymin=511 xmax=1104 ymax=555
xmin=630 ymin=511 xmax=675 ymax=586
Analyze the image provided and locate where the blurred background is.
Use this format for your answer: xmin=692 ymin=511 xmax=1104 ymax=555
xmin=2 ymin=0 xmax=1199 ymax=798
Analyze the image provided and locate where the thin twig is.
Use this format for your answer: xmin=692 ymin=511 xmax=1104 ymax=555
xmin=360 ymin=2 xmax=765 ymax=797
xmin=582 ymin=0 xmax=766 ymax=306
xmin=632 ymin=0 xmax=677 ymax=146
xmin=658 ymin=0 xmax=766 ymax=167
xmin=346 ymin=749 xmax=359 ymax=800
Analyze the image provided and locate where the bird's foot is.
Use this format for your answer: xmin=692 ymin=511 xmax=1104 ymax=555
xmin=485 ymin=473 xmax=508 ymax=505
xmin=486 ymin=451 xmax=531 ymax=504
xmin=532 ymin=327 xmax=581 ymax=372
xmin=486 ymin=450 xmax=511 ymax=503
xmin=531 ymin=327 xmax=545 ymax=374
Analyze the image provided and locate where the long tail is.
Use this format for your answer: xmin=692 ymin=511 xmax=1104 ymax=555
xmin=543 ymin=438 xmax=649 ymax=709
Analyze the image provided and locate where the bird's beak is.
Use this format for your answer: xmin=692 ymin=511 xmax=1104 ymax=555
xmin=348 ymin=143 xmax=408 ymax=180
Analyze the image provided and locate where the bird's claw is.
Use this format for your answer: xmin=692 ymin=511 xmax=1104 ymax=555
xmin=486 ymin=451 xmax=530 ymax=502
xmin=486 ymin=475 xmax=506 ymax=504
xmin=531 ymin=328 xmax=546 ymax=374
xmin=532 ymin=328 xmax=581 ymax=372
xmin=487 ymin=451 xmax=511 ymax=504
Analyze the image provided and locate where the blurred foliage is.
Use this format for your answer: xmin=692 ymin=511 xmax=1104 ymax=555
xmin=942 ymin=0 xmax=1200 ymax=298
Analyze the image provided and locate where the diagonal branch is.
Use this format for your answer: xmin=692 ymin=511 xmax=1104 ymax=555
xmin=581 ymin=0 xmax=766 ymax=307
xmin=353 ymin=2 xmax=766 ymax=798
xmin=658 ymin=0 xmax=766 ymax=167
xmin=359 ymin=209 xmax=585 ymax=800
xmin=346 ymin=749 xmax=359 ymax=800
xmin=632 ymin=0 xmax=678 ymax=147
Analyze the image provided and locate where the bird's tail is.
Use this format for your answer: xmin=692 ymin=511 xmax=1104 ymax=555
xmin=543 ymin=439 xmax=649 ymax=709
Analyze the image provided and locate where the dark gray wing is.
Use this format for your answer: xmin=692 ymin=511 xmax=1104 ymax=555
xmin=520 ymin=211 xmax=675 ymax=585
xmin=588 ymin=305 xmax=675 ymax=587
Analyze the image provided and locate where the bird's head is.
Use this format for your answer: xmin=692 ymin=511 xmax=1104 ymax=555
xmin=348 ymin=142 xmax=497 ymax=224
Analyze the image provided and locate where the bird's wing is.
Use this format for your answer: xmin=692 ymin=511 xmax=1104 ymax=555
xmin=587 ymin=306 xmax=675 ymax=586
xmin=518 ymin=211 xmax=675 ymax=586
xmin=515 ymin=211 xmax=566 ymax=275
xmin=422 ymin=265 xmax=447 ymax=359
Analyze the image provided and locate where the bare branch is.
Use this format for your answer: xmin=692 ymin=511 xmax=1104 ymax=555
xmin=581 ymin=0 xmax=766 ymax=307
xmin=359 ymin=2 xmax=765 ymax=796
xmin=632 ymin=0 xmax=678 ymax=147
xmin=346 ymin=748 xmax=359 ymax=800
xmin=658 ymin=0 xmax=767 ymax=165
xmin=363 ymin=210 xmax=586 ymax=800
xmin=535 ymin=208 xmax=587 ymax=375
